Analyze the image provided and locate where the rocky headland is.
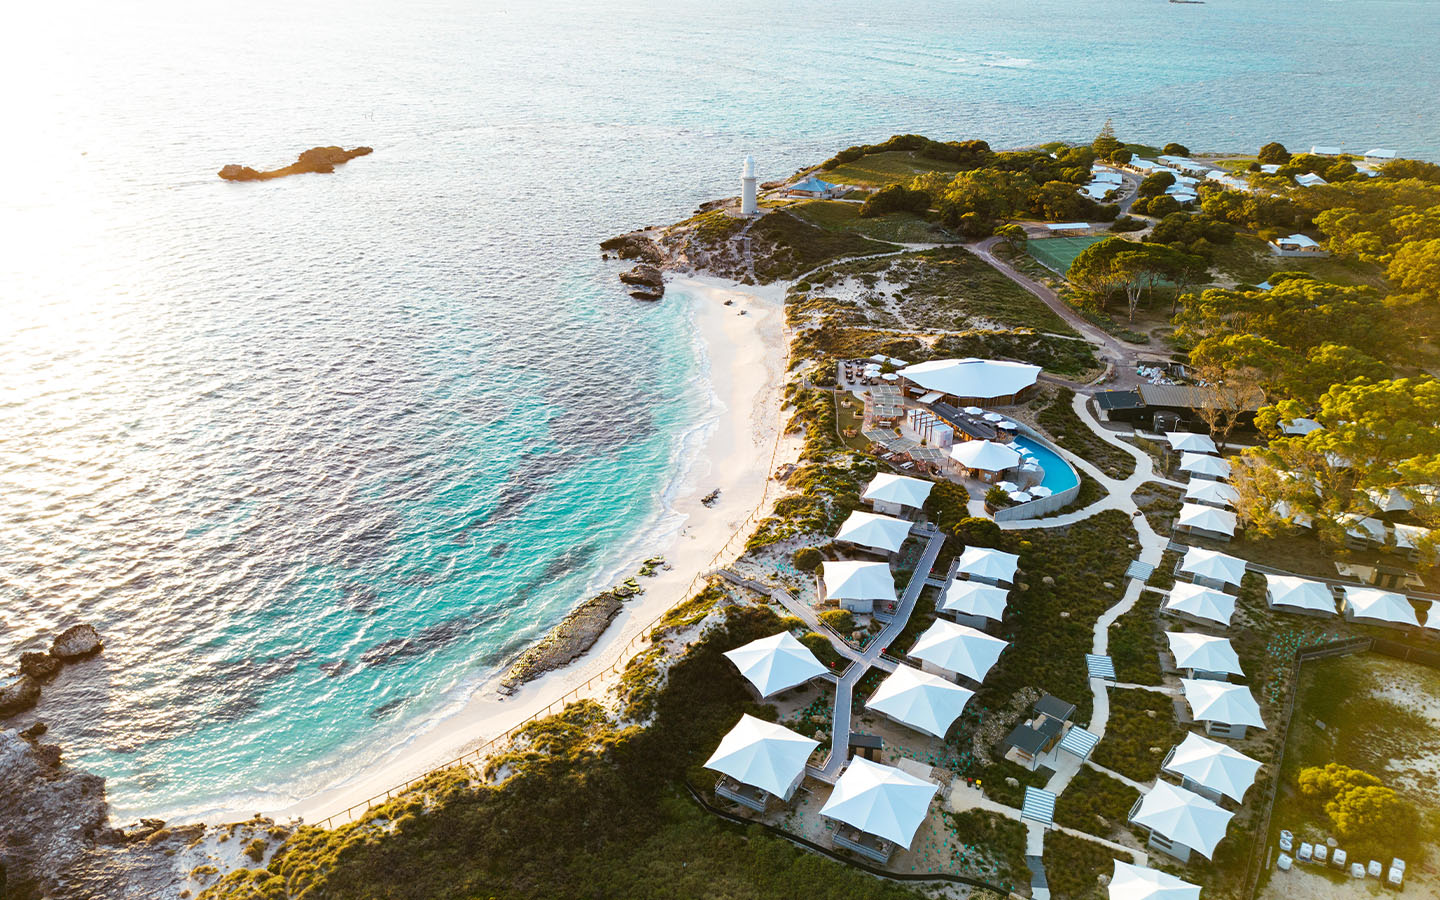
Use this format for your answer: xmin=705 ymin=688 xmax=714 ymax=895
xmin=1 ymin=624 xmax=104 ymax=717
xmin=218 ymin=145 xmax=373 ymax=182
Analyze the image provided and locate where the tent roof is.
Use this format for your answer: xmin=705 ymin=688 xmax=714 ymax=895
xmin=908 ymin=619 xmax=1008 ymax=682
xmin=1163 ymin=731 xmax=1262 ymax=803
xmin=835 ymin=510 xmax=913 ymax=554
xmin=950 ymin=440 xmax=1022 ymax=472
xmin=1342 ymin=586 xmax=1419 ymax=626
xmin=704 ymin=714 xmax=819 ymax=798
xmin=1338 ymin=512 xmax=1386 ymax=542
xmin=822 ymin=560 xmax=897 ymax=603
xmin=1166 ymin=432 xmax=1217 ymax=454
xmin=900 ymin=358 xmax=1041 ymax=400
xmin=1179 ymin=546 xmax=1246 ymax=586
xmin=1177 ymin=503 xmax=1237 ymax=536
xmin=865 ymin=665 xmax=975 ymax=738
xmin=724 ymin=631 xmax=830 ymax=697
xmin=1167 ymin=632 xmax=1243 ymax=676
xmin=1180 ymin=452 xmax=1232 ymax=478
xmin=1181 ymin=679 xmax=1266 ymax=729
xmin=1131 ymin=780 xmax=1235 ymax=859
xmin=1263 ymin=574 xmax=1334 ymax=614
xmin=1281 ymin=417 xmax=1322 ymax=436
xmin=1185 ymin=480 xmax=1238 ymax=506
xmin=1396 ymin=522 xmax=1433 ymax=549
xmin=1165 ymin=582 xmax=1237 ymax=626
xmin=789 ymin=174 xmax=836 ymax=192
xmin=956 ymin=546 xmax=1021 ymax=583
xmin=939 ymin=581 xmax=1010 ymax=621
xmin=862 ymin=472 xmax=934 ymax=509
xmin=819 ymin=756 xmax=939 ymax=849
xmin=1109 ymin=860 xmax=1202 ymax=900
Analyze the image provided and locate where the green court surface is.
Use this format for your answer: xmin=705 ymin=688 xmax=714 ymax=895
xmin=1027 ymin=235 xmax=1109 ymax=274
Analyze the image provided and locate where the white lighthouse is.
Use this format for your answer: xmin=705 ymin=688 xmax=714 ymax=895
xmin=740 ymin=155 xmax=759 ymax=215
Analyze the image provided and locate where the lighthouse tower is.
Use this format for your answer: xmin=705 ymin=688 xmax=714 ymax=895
xmin=740 ymin=155 xmax=759 ymax=215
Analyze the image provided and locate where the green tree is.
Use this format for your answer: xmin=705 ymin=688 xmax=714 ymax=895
xmin=859 ymin=183 xmax=931 ymax=218
xmin=1381 ymin=158 xmax=1440 ymax=182
xmin=925 ymin=481 xmax=971 ymax=533
xmin=793 ymin=546 xmax=823 ymax=572
xmin=985 ymin=485 xmax=1011 ymax=508
xmin=1067 ymin=236 xmax=1132 ymax=311
xmin=1387 ymin=236 xmax=1440 ymax=306
xmin=1138 ymin=171 xmax=1176 ymax=197
xmin=1162 ymin=142 xmax=1190 ymax=157
xmin=1257 ymin=141 xmax=1291 ymax=165
xmin=994 ymin=223 xmax=1028 ymax=253
xmin=818 ymin=609 xmax=855 ymax=634
xmin=1092 ymin=119 xmax=1123 ymax=159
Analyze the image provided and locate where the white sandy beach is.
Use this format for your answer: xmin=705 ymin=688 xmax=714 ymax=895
xmin=264 ymin=274 xmax=800 ymax=827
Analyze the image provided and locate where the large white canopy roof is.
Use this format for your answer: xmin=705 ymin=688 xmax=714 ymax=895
xmin=835 ymin=510 xmax=914 ymax=554
xmin=1179 ymin=546 xmax=1246 ymax=587
xmin=820 ymin=756 xmax=939 ymax=849
xmin=900 ymin=357 xmax=1041 ymax=400
xmin=724 ymin=631 xmax=829 ymax=697
xmin=822 ymin=560 xmax=897 ymax=603
xmin=1166 ymin=432 xmax=1217 ymax=454
xmin=1342 ymin=586 xmax=1419 ymax=626
xmin=956 ymin=546 xmax=1021 ymax=583
xmin=1177 ymin=503 xmax=1237 ymax=537
xmin=1263 ymin=574 xmax=1334 ymax=615
xmin=1338 ymin=512 xmax=1387 ymax=543
xmin=704 ymin=714 xmax=819 ymax=798
xmin=1166 ymin=632 xmax=1243 ymax=675
xmin=1180 ymin=453 xmax=1232 ymax=479
xmin=1163 ymin=731 xmax=1262 ymax=803
xmin=1109 ymin=860 xmax=1201 ymax=900
xmin=1394 ymin=522 xmax=1432 ymax=550
xmin=909 ymin=619 xmax=1008 ymax=682
xmin=1185 ymin=480 xmax=1238 ymax=507
xmin=1131 ymin=781 xmax=1234 ymax=859
xmin=1281 ymin=417 xmax=1323 ymax=436
xmin=862 ymin=472 xmax=934 ymax=510
xmin=865 ymin=665 xmax=975 ymax=738
xmin=939 ymin=580 xmax=1010 ymax=621
xmin=1165 ymin=582 xmax=1236 ymax=626
xmin=1181 ymin=679 xmax=1266 ymax=729
xmin=950 ymin=440 xmax=1022 ymax=472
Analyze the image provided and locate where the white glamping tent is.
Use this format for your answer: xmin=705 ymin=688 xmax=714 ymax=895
xmin=1166 ymin=632 xmax=1244 ymax=679
xmin=820 ymin=756 xmax=940 ymax=860
xmin=909 ymin=618 xmax=1009 ymax=683
xmin=834 ymin=510 xmax=913 ymax=555
xmin=1130 ymin=780 xmax=1235 ymax=862
xmin=705 ymin=714 xmax=819 ymax=809
xmin=1178 ymin=546 xmax=1246 ymax=589
xmin=955 ymin=546 xmax=1021 ymax=586
xmin=939 ymin=580 xmax=1010 ymax=623
xmin=1341 ymin=586 xmax=1420 ymax=627
xmin=862 ymin=473 xmax=934 ymax=516
xmin=865 ymin=665 xmax=975 ymax=738
xmin=1263 ymin=574 xmax=1335 ymax=616
xmin=1164 ymin=582 xmax=1237 ymax=627
xmin=1162 ymin=732 xmax=1262 ymax=804
xmin=1109 ymin=860 xmax=1201 ymax=900
xmin=724 ymin=631 xmax=829 ymax=697
xmin=821 ymin=560 xmax=896 ymax=614
xmin=1181 ymin=679 xmax=1266 ymax=739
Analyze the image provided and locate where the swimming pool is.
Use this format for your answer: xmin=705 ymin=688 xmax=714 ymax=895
xmin=1013 ymin=435 xmax=1081 ymax=495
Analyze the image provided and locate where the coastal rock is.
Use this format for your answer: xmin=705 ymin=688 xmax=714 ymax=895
xmin=0 ymin=728 xmax=111 ymax=897
xmin=218 ymin=145 xmax=373 ymax=182
xmin=618 ymin=264 xmax=664 ymax=288
xmin=500 ymin=590 xmax=626 ymax=692
xmin=0 ymin=674 xmax=41 ymax=716
xmin=20 ymin=650 xmax=61 ymax=681
xmin=629 ymin=287 xmax=664 ymax=301
xmin=50 ymin=624 xmax=104 ymax=661
xmin=598 ymin=231 xmax=662 ymax=264
xmin=20 ymin=721 xmax=48 ymax=740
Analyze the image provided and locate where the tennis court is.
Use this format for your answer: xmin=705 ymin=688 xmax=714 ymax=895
xmin=1027 ymin=235 xmax=1109 ymax=274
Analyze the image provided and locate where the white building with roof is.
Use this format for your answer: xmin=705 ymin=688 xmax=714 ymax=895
xmin=1162 ymin=732 xmax=1261 ymax=804
xmin=1176 ymin=503 xmax=1237 ymax=541
xmin=1341 ymin=586 xmax=1419 ymax=628
xmin=724 ymin=631 xmax=830 ymax=697
xmin=1294 ymin=172 xmax=1329 ymax=188
xmin=909 ymin=618 xmax=1008 ymax=684
xmin=1263 ymin=574 xmax=1335 ymax=617
xmin=1181 ymin=679 xmax=1265 ymax=740
xmin=820 ymin=560 xmax=896 ymax=615
xmin=1363 ymin=148 xmax=1396 ymax=161
xmin=1185 ymin=480 xmax=1237 ymax=509
xmin=1310 ymin=145 xmax=1343 ymax=156
xmin=786 ymin=173 xmax=842 ymax=198
xmin=1109 ymin=860 xmax=1201 ymax=900
xmin=1271 ymin=232 xmax=1330 ymax=257
xmin=705 ymin=714 xmax=819 ymax=810
xmin=939 ymin=580 xmax=1010 ymax=628
xmin=1179 ymin=546 xmax=1246 ymax=590
xmin=1167 ymin=632 xmax=1243 ymax=679
xmin=834 ymin=510 xmax=913 ymax=556
xmin=820 ymin=757 xmax=940 ymax=862
xmin=861 ymin=472 xmax=933 ymax=516
xmin=955 ymin=546 xmax=1021 ymax=587
xmin=1130 ymin=780 xmax=1235 ymax=862
xmin=1180 ymin=452 xmax=1232 ymax=481
xmin=950 ymin=439 xmax=1022 ymax=480
xmin=865 ymin=665 xmax=975 ymax=739
xmin=1166 ymin=432 xmax=1217 ymax=454
xmin=899 ymin=358 xmax=1042 ymax=407
xmin=1164 ymin=582 xmax=1237 ymax=628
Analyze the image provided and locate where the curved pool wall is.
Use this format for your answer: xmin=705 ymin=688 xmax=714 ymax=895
xmin=995 ymin=427 xmax=1084 ymax=521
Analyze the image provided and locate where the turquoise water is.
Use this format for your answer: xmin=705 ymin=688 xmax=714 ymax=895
xmin=1013 ymin=436 xmax=1081 ymax=495
xmin=1 ymin=0 xmax=1436 ymax=821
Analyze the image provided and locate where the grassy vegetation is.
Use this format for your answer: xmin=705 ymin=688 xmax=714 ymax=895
xmin=1043 ymin=830 xmax=1133 ymax=900
xmin=1132 ymin=481 xmax=1184 ymax=537
xmin=1053 ymin=765 xmax=1142 ymax=836
xmin=1107 ymin=590 xmax=1165 ymax=686
xmin=949 ymin=810 xmax=1030 ymax=887
xmin=749 ymin=210 xmax=899 ymax=283
xmin=1034 ymin=387 xmax=1137 ymax=479
xmin=788 ymin=199 xmax=955 ymax=244
xmin=201 ymin=605 xmax=931 ymax=900
xmin=1090 ymin=689 xmax=1186 ymax=783
xmin=818 ymin=150 xmax=969 ymax=188
xmin=1205 ymin=234 xmax=1387 ymax=288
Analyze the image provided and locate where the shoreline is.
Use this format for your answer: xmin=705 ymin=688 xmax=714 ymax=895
xmin=246 ymin=273 xmax=798 ymax=828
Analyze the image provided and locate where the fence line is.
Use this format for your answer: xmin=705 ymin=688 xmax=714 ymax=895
xmin=316 ymin=340 xmax=793 ymax=830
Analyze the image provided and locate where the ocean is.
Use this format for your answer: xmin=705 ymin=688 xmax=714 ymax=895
xmin=1 ymin=0 xmax=1436 ymax=821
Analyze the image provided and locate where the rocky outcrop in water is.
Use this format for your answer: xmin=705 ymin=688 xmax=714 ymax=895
xmin=499 ymin=577 xmax=646 ymax=692
xmin=0 ymin=675 xmax=41 ymax=716
xmin=1 ymin=625 xmax=105 ymax=718
xmin=50 ymin=625 xmax=103 ymax=661
xmin=599 ymin=232 xmax=662 ymax=264
xmin=218 ymin=145 xmax=373 ymax=181
xmin=619 ymin=263 xmax=665 ymax=300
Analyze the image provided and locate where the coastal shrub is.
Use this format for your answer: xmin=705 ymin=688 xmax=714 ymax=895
xmin=924 ymin=481 xmax=971 ymax=534
xmin=1110 ymin=214 xmax=1143 ymax=232
xmin=1257 ymin=141 xmax=1291 ymax=165
xmin=1107 ymin=591 xmax=1165 ymax=686
xmin=1138 ymin=171 xmax=1176 ymax=198
xmin=1035 ymin=387 xmax=1137 ymax=479
xmin=1162 ymin=142 xmax=1190 ymax=157
xmin=793 ymin=546 xmax=823 ymax=572
xmin=1089 ymin=688 xmax=1185 ymax=783
xmin=243 ymin=838 xmax=266 ymax=862
xmin=951 ymin=516 xmax=1003 ymax=549
xmin=984 ymin=485 xmax=1010 ymax=508
xmin=818 ymin=609 xmax=855 ymax=634
xmin=949 ymin=810 xmax=1030 ymax=888
xmin=777 ymin=615 xmax=804 ymax=632
xmin=859 ymin=183 xmax=931 ymax=218
xmin=1043 ymin=831 xmax=1132 ymax=900
xmin=1052 ymin=765 xmax=1141 ymax=835
xmin=799 ymin=631 xmax=843 ymax=668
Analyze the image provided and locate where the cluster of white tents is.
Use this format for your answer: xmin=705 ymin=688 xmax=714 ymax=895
xmin=1130 ymin=731 xmax=1262 ymax=864
xmin=822 ymin=474 xmax=937 ymax=616
xmin=1167 ymin=432 xmax=1238 ymax=541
